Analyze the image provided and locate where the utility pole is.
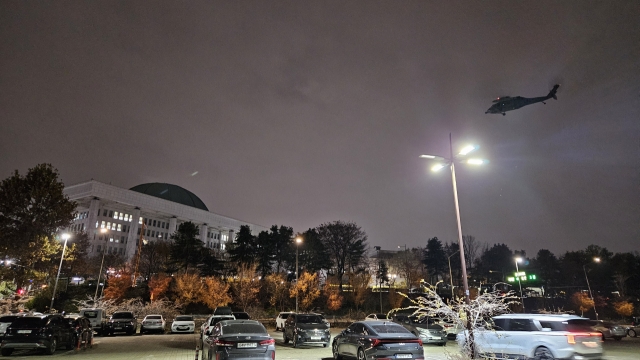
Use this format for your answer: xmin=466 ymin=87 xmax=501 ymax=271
xmin=133 ymin=223 xmax=146 ymax=287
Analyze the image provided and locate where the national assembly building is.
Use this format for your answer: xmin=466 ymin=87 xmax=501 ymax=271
xmin=63 ymin=180 xmax=268 ymax=259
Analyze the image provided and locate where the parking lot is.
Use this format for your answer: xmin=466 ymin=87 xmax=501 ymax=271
xmin=2 ymin=328 xmax=640 ymax=359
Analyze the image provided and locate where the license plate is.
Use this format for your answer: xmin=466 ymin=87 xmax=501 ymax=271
xmin=311 ymin=336 xmax=321 ymax=340
xmin=583 ymin=342 xmax=598 ymax=348
xmin=178 ymin=326 xmax=187 ymax=329
xmin=114 ymin=327 xmax=122 ymax=329
xmin=396 ymin=354 xmax=412 ymax=359
xmin=17 ymin=330 xmax=31 ymax=334
xmin=238 ymin=342 xmax=257 ymax=348
xmin=430 ymin=336 xmax=441 ymax=340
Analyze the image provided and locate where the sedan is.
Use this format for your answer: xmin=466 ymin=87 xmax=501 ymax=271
xmin=171 ymin=315 xmax=195 ymax=334
xmin=203 ymin=320 xmax=275 ymax=360
xmin=141 ymin=315 xmax=166 ymax=334
xmin=333 ymin=321 xmax=424 ymax=360
xmin=364 ymin=313 xmax=389 ymax=321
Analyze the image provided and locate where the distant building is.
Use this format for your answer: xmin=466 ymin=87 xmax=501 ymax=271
xmin=63 ymin=180 xmax=268 ymax=259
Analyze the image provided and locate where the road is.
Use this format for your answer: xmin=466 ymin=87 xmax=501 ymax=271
xmin=2 ymin=329 xmax=639 ymax=359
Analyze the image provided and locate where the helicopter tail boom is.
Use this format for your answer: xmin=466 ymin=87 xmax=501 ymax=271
xmin=547 ymin=84 xmax=560 ymax=100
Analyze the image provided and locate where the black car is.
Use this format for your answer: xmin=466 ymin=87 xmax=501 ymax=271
xmin=392 ymin=314 xmax=446 ymax=345
xmin=65 ymin=316 xmax=93 ymax=349
xmin=1 ymin=315 xmax=76 ymax=356
xmin=104 ymin=311 xmax=137 ymax=336
xmin=332 ymin=321 xmax=424 ymax=360
xmin=0 ymin=315 xmax=25 ymax=339
xmin=213 ymin=307 xmax=233 ymax=316
xmin=283 ymin=313 xmax=331 ymax=348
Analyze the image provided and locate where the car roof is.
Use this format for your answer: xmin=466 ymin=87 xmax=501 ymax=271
xmin=357 ymin=320 xmax=398 ymax=325
xmin=145 ymin=314 xmax=163 ymax=317
xmin=220 ymin=320 xmax=262 ymax=325
xmin=493 ymin=314 xmax=586 ymax=321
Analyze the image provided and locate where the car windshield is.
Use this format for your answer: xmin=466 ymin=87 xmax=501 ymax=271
xmin=210 ymin=317 xmax=234 ymax=325
xmin=112 ymin=313 xmax=133 ymax=319
xmin=297 ymin=315 xmax=323 ymax=323
xmin=146 ymin=316 xmax=162 ymax=320
xmin=375 ymin=314 xmax=387 ymax=319
xmin=0 ymin=316 xmax=21 ymax=323
xmin=222 ymin=323 xmax=266 ymax=335
xmin=371 ymin=324 xmax=411 ymax=334
xmin=175 ymin=316 xmax=193 ymax=321
xmin=82 ymin=311 xmax=98 ymax=318
xmin=11 ymin=317 xmax=47 ymax=328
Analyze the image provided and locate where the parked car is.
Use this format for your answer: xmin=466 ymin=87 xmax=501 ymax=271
xmin=232 ymin=312 xmax=250 ymax=320
xmin=364 ymin=313 xmax=389 ymax=321
xmin=275 ymin=312 xmax=293 ymax=331
xmin=591 ymin=320 xmax=626 ymax=341
xmin=1 ymin=315 xmax=76 ymax=356
xmin=141 ymin=314 xmax=166 ymax=334
xmin=203 ymin=320 xmax=275 ymax=360
xmin=332 ymin=321 xmax=424 ymax=360
xmin=200 ymin=315 xmax=235 ymax=344
xmin=65 ymin=315 xmax=93 ymax=349
xmin=457 ymin=314 xmax=603 ymax=360
xmin=626 ymin=316 xmax=640 ymax=337
xmin=79 ymin=308 xmax=107 ymax=335
xmin=283 ymin=313 xmax=331 ymax=348
xmin=213 ymin=307 xmax=233 ymax=316
xmin=0 ymin=315 xmax=25 ymax=339
xmin=104 ymin=311 xmax=137 ymax=336
xmin=392 ymin=314 xmax=446 ymax=345
xmin=434 ymin=317 xmax=464 ymax=340
xmin=171 ymin=315 xmax=195 ymax=334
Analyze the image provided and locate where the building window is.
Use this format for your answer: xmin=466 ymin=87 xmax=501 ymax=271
xmin=113 ymin=211 xmax=118 ymax=219
xmin=117 ymin=224 xmax=122 ymax=232
xmin=101 ymin=221 xmax=106 ymax=229
xmin=97 ymin=245 xmax=102 ymax=253
xmin=108 ymin=211 xmax=113 ymax=218
xmin=121 ymin=236 xmax=125 ymax=243
xmin=137 ymin=228 xmax=141 ymax=235
xmin=115 ymin=237 xmax=119 ymax=243
xmin=103 ymin=209 xmax=108 ymax=216
xmin=119 ymin=213 xmax=123 ymax=221
xmin=109 ymin=237 xmax=114 ymax=242
xmin=139 ymin=217 xmax=143 ymax=225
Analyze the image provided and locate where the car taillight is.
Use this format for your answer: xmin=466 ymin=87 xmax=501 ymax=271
xmin=567 ymin=332 xmax=598 ymax=344
xmin=215 ymin=339 xmax=234 ymax=347
xmin=260 ymin=338 xmax=275 ymax=345
xmin=418 ymin=339 xmax=423 ymax=346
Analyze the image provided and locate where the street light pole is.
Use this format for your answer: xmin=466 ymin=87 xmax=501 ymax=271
xmin=448 ymin=249 xmax=460 ymax=300
xmin=374 ymin=246 xmax=382 ymax=313
xmin=94 ymin=229 xmax=108 ymax=303
xmin=50 ymin=233 xmax=71 ymax=312
xmin=295 ymin=237 xmax=302 ymax=313
xmin=584 ymin=257 xmax=601 ymax=320
xmin=515 ymin=257 xmax=524 ymax=312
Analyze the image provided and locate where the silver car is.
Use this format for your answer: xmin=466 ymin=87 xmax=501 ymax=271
xmin=333 ymin=321 xmax=424 ymax=360
xmin=203 ymin=320 xmax=275 ymax=360
xmin=141 ymin=315 xmax=166 ymax=334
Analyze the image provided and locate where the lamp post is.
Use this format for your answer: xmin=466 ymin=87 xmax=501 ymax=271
xmin=295 ymin=237 xmax=302 ymax=313
xmin=94 ymin=228 xmax=109 ymax=303
xmin=420 ymin=134 xmax=488 ymax=304
xmin=515 ymin=257 xmax=524 ymax=312
xmin=50 ymin=233 xmax=71 ymax=312
xmin=447 ymin=249 xmax=460 ymax=299
xmin=583 ymin=257 xmax=601 ymax=320
xmin=374 ymin=246 xmax=383 ymax=313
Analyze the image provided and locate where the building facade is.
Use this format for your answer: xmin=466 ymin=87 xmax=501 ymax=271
xmin=63 ymin=180 xmax=268 ymax=259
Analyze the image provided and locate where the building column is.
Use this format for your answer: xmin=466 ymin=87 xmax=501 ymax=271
xmin=200 ymin=224 xmax=208 ymax=248
xmin=125 ymin=208 xmax=141 ymax=260
xmin=169 ymin=217 xmax=177 ymax=234
xmin=87 ymin=197 xmax=101 ymax=249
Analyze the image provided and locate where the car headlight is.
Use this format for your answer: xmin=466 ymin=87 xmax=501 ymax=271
xmin=296 ymin=327 xmax=305 ymax=333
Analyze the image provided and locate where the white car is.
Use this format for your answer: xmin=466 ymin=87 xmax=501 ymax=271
xmin=457 ymin=314 xmax=603 ymax=359
xmin=200 ymin=314 xmax=235 ymax=343
xmin=141 ymin=314 xmax=166 ymax=334
xmin=364 ymin=313 xmax=389 ymax=321
xmin=171 ymin=315 xmax=195 ymax=334
xmin=275 ymin=312 xmax=293 ymax=331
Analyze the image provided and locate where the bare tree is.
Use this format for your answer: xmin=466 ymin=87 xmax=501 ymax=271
xmin=462 ymin=235 xmax=481 ymax=270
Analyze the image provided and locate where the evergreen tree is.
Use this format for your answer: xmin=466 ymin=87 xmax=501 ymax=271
xmin=422 ymin=237 xmax=447 ymax=283
xmin=169 ymin=221 xmax=203 ymax=273
xmin=227 ymin=225 xmax=257 ymax=265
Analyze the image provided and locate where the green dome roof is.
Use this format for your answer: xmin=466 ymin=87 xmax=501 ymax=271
xmin=129 ymin=183 xmax=208 ymax=211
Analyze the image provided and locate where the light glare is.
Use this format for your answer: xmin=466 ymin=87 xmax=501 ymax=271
xmin=466 ymin=158 xmax=485 ymax=165
xmin=458 ymin=145 xmax=477 ymax=156
xmin=431 ymin=164 xmax=446 ymax=172
xmin=420 ymin=155 xmax=436 ymax=159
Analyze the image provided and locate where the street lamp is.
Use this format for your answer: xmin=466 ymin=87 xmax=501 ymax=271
xmin=583 ymin=257 xmax=601 ymax=320
xmin=295 ymin=237 xmax=302 ymax=313
xmin=374 ymin=246 xmax=383 ymax=313
xmin=447 ymin=249 xmax=460 ymax=299
xmin=420 ymin=134 xmax=488 ymax=304
xmin=515 ymin=257 xmax=524 ymax=312
xmin=94 ymin=228 xmax=109 ymax=303
xmin=50 ymin=233 xmax=71 ymax=312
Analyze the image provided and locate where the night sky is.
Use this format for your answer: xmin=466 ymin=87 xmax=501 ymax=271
xmin=1 ymin=1 xmax=638 ymax=256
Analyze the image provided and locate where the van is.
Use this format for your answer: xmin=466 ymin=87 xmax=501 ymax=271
xmin=79 ymin=308 xmax=107 ymax=335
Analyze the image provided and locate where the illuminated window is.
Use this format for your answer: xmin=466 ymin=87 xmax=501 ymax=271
xmin=109 ymin=237 xmax=114 ymax=242
xmin=139 ymin=217 xmax=143 ymax=225
xmin=115 ymin=238 xmax=119 ymax=243
xmin=117 ymin=224 xmax=122 ymax=232
xmin=113 ymin=211 xmax=118 ymax=219
xmin=101 ymin=221 xmax=106 ymax=229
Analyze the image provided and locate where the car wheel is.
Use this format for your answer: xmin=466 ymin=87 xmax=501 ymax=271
xmin=534 ymin=346 xmax=555 ymax=360
xmin=601 ymin=333 xmax=606 ymax=341
xmin=140 ymin=327 xmax=145 ymax=334
xmin=1 ymin=348 xmax=13 ymax=356
xmin=332 ymin=342 xmax=342 ymax=360
xmin=323 ymin=343 xmax=328 ymax=348
xmin=45 ymin=338 xmax=57 ymax=355
xmin=357 ymin=347 xmax=366 ymax=360
xmin=628 ymin=329 xmax=637 ymax=337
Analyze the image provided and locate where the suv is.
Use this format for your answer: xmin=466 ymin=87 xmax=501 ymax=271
xmin=283 ymin=313 xmax=330 ymax=348
xmin=79 ymin=308 xmax=107 ymax=335
xmin=457 ymin=314 xmax=603 ymax=359
xmin=105 ymin=311 xmax=137 ymax=336
xmin=392 ymin=314 xmax=446 ymax=345
xmin=200 ymin=314 xmax=235 ymax=343
xmin=276 ymin=312 xmax=293 ymax=331
xmin=1 ymin=315 xmax=76 ymax=356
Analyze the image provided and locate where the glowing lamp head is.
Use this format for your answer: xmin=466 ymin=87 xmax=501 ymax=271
xmin=458 ymin=145 xmax=478 ymax=156
xmin=466 ymin=158 xmax=486 ymax=165
xmin=431 ymin=164 xmax=446 ymax=172
xmin=61 ymin=233 xmax=71 ymax=241
xmin=515 ymin=257 xmax=523 ymax=263
xmin=594 ymin=257 xmax=601 ymax=263
xmin=296 ymin=237 xmax=302 ymax=244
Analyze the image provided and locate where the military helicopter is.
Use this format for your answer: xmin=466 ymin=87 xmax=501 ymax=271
xmin=485 ymin=84 xmax=560 ymax=115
